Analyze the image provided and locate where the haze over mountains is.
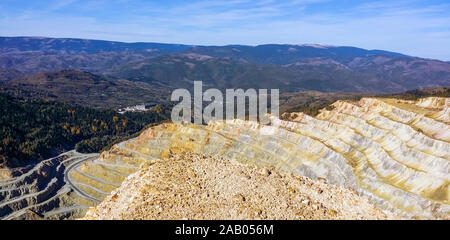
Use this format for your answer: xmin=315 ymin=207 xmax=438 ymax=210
xmin=0 ymin=36 xmax=449 ymax=107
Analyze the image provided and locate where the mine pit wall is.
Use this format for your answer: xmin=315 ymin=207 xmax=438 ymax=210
xmin=415 ymin=97 xmax=449 ymax=110
xmin=0 ymin=152 xmax=99 ymax=220
xmin=103 ymin=123 xmax=407 ymax=217
xmin=95 ymin=97 xmax=448 ymax=219
xmin=1 ymin=97 xmax=448 ymax=220
xmin=0 ymin=156 xmax=68 ymax=218
xmin=0 ymin=179 xmax=61 ymax=218
xmin=282 ymin=98 xmax=449 ymax=218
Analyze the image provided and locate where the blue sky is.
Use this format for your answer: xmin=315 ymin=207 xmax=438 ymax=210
xmin=0 ymin=0 xmax=449 ymax=60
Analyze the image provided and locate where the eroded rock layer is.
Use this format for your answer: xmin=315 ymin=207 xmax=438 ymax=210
xmin=0 ymin=151 xmax=99 ymax=219
xmin=2 ymin=97 xmax=448 ymax=219
xmin=77 ymin=97 xmax=449 ymax=219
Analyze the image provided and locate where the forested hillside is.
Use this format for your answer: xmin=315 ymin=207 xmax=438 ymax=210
xmin=280 ymin=87 xmax=450 ymax=116
xmin=0 ymin=93 xmax=170 ymax=168
xmin=1 ymin=70 xmax=171 ymax=109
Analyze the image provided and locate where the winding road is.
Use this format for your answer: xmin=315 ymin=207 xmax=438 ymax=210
xmin=0 ymin=137 xmax=157 ymax=219
xmin=64 ymin=155 xmax=101 ymax=203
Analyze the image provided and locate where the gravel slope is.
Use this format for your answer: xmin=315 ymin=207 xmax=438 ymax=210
xmin=82 ymin=151 xmax=395 ymax=220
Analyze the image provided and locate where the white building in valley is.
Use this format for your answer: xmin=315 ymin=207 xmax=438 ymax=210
xmin=118 ymin=104 xmax=148 ymax=114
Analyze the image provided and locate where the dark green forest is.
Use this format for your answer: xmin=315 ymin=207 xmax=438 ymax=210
xmin=0 ymin=93 xmax=170 ymax=168
xmin=283 ymin=87 xmax=450 ymax=116
xmin=379 ymin=87 xmax=450 ymax=100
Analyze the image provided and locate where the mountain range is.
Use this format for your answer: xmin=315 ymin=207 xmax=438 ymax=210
xmin=0 ymin=36 xmax=449 ymax=108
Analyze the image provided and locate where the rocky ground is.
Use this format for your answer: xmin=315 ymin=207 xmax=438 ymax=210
xmin=82 ymin=151 xmax=395 ymax=220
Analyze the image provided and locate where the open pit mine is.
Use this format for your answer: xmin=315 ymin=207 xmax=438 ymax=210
xmin=1 ymin=97 xmax=449 ymax=220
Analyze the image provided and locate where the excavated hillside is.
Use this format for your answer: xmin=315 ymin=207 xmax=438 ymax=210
xmin=78 ymin=96 xmax=449 ymax=220
xmin=0 ymin=151 xmax=99 ymax=219
xmin=1 ymin=96 xmax=449 ymax=219
xmin=81 ymin=98 xmax=450 ymax=219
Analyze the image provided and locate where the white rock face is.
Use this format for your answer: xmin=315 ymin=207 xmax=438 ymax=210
xmin=416 ymin=97 xmax=449 ymax=109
